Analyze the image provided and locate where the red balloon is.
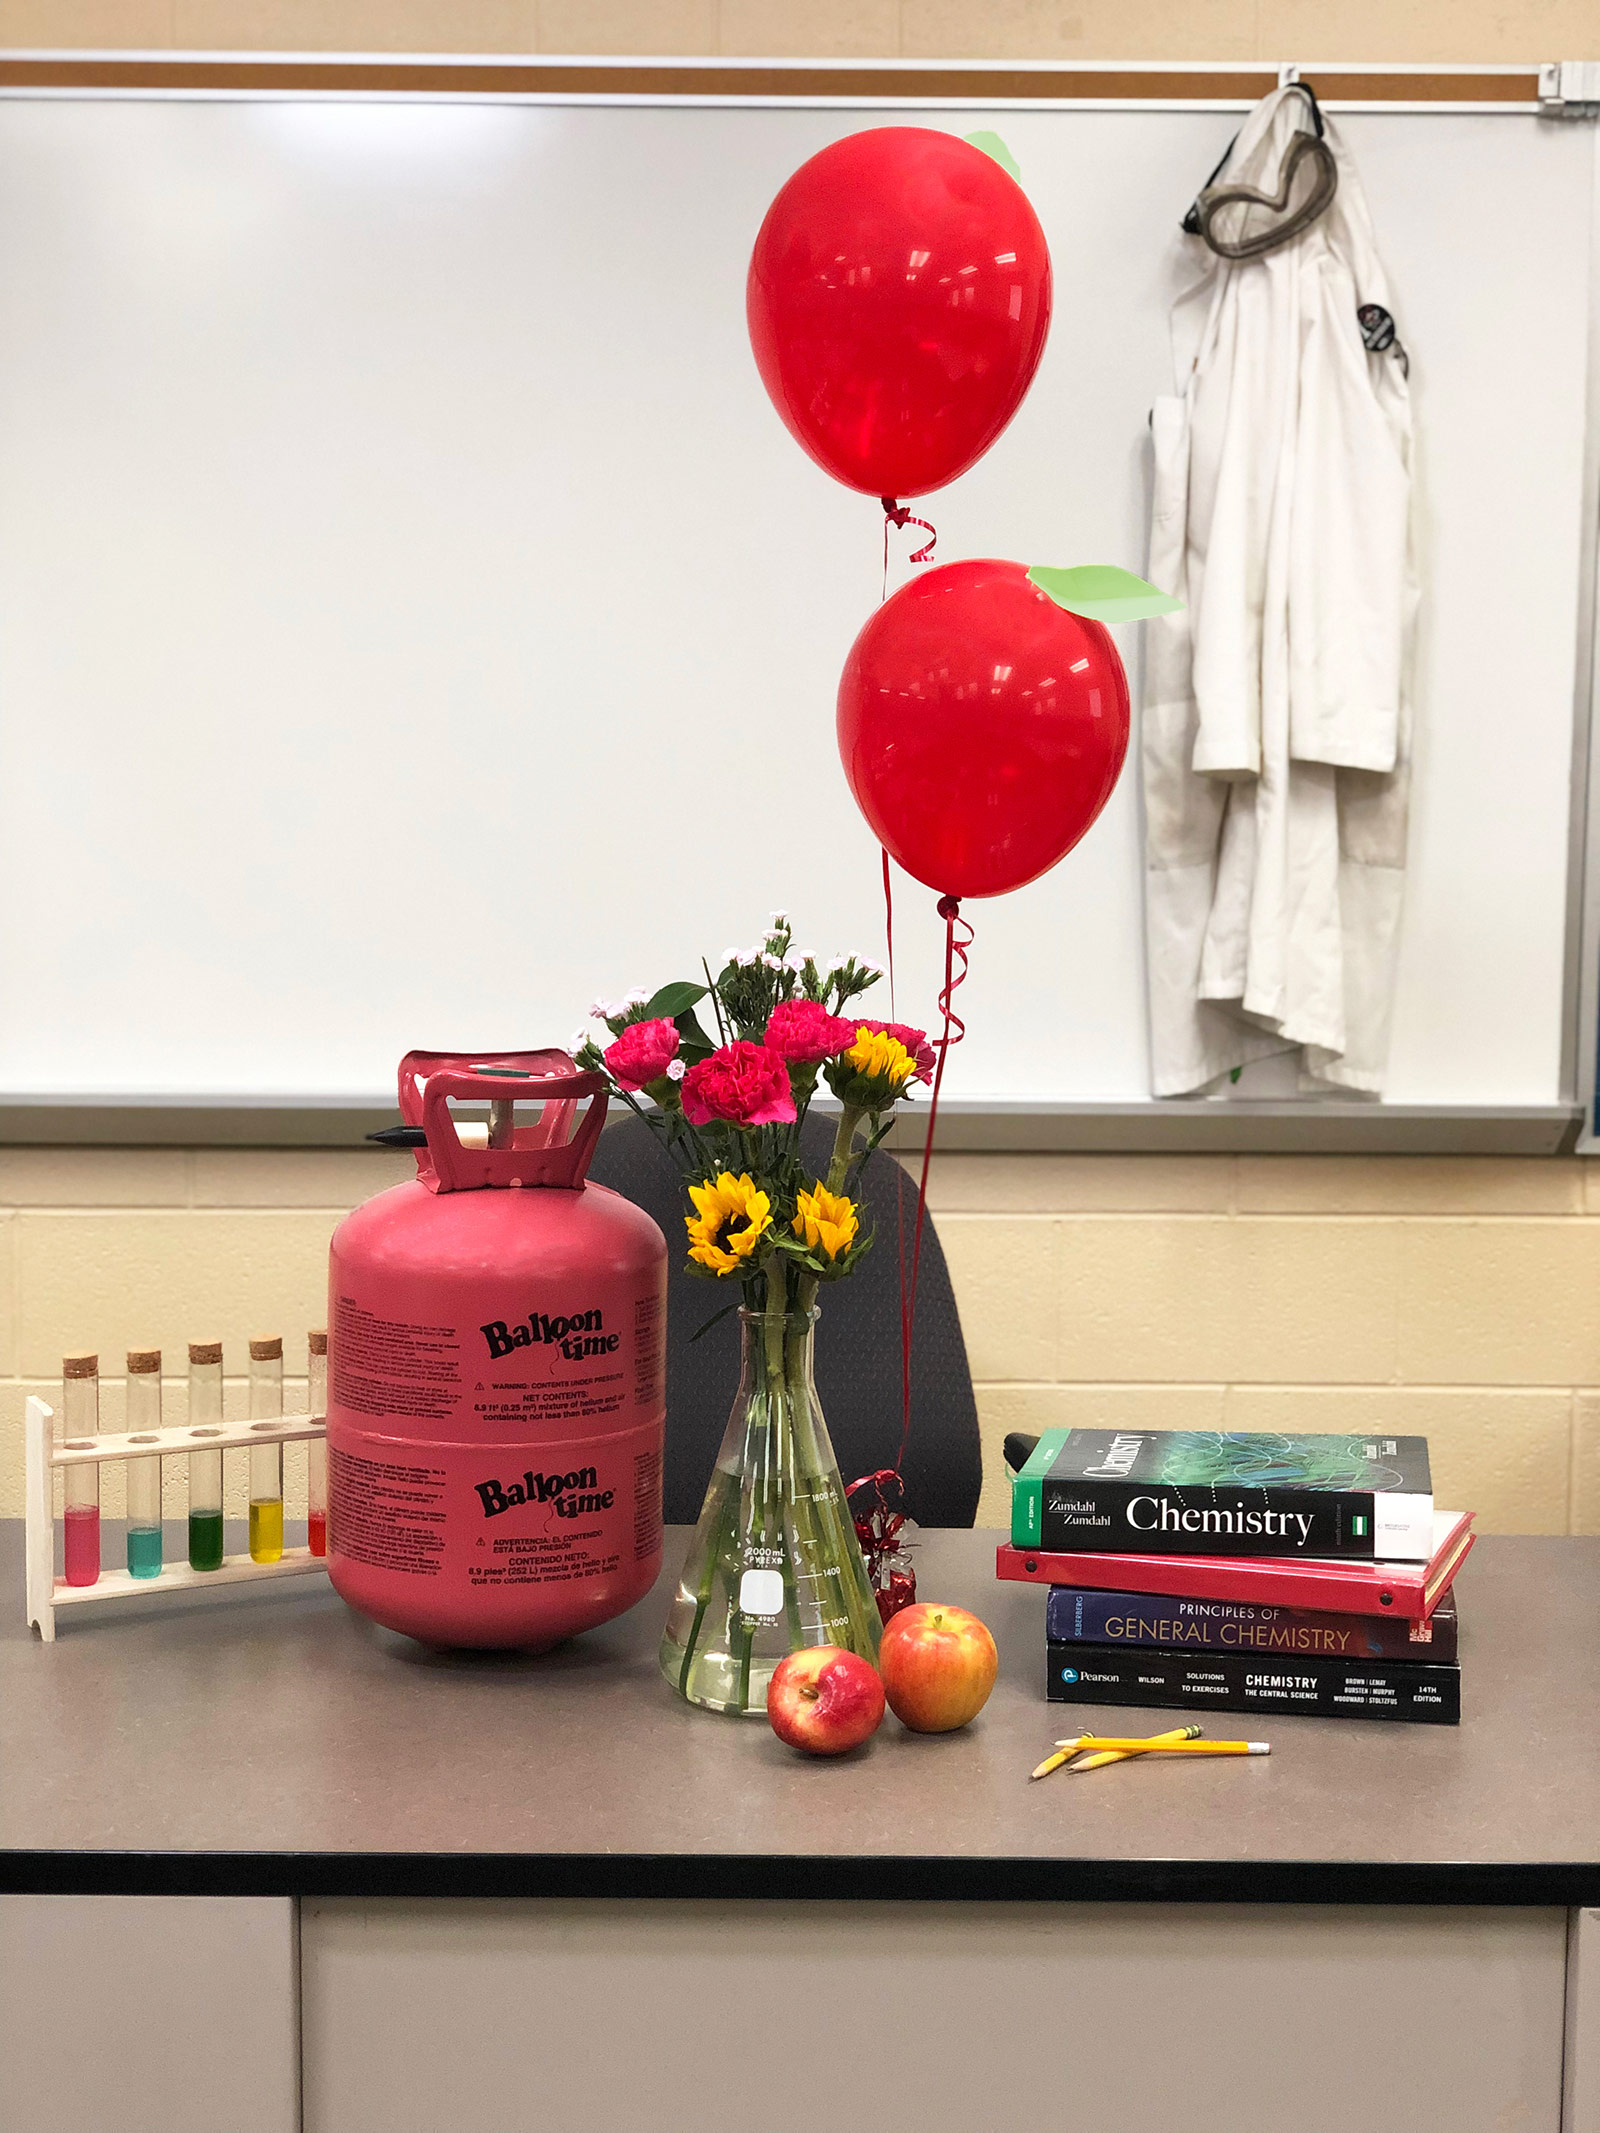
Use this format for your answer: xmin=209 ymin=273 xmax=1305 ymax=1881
xmin=837 ymin=559 xmax=1130 ymax=900
xmin=747 ymin=128 xmax=1052 ymax=501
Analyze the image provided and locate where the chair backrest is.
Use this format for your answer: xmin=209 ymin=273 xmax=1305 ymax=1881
xmin=586 ymin=1113 xmax=982 ymax=1527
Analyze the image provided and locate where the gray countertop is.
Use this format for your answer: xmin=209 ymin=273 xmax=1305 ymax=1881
xmin=2 ymin=1524 xmax=1594 ymax=1903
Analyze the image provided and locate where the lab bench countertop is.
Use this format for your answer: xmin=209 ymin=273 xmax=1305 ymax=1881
xmin=1 ymin=1524 xmax=1596 ymax=1906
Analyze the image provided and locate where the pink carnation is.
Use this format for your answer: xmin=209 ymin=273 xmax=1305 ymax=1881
xmin=681 ymin=1041 xmax=797 ymax=1127
xmin=855 ymin=1020 xmax=937 ymax=1084
xmin=763 ymin=999 xmax=859 ymax=1066
xmin=603 ymin=1017 xmax=680 ymax=1092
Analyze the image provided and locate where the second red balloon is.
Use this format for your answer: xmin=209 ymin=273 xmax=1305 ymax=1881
xmin=836 ymin=559 xmax=1131 ymax=901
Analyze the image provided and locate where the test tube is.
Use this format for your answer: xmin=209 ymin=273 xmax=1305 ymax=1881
xmin=248 ymin=1336 xmax=284 ymax=1564
xmin=307 ymin=1328 xmax=328 ymax=1558
xmin=61 ymin=1353 xmax=101 ymax=1587
xmin=187 ymin=1340 xmax=225 ymax=1571
xmin=124 ymin=1348 xmax=163 ymax=1578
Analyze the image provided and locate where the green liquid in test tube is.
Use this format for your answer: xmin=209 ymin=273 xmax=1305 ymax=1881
xmin=124 ymin=1347 xmax=163 ymax=1578
xmin=249 ymin=1336 xmax=284 ymax=1563
xmin=187 ymin=1339 xmax=226 ymax=1572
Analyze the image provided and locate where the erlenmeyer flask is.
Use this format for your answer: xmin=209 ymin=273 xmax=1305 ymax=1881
xmin=661 ymin=1304 xmax=881 ymax=1713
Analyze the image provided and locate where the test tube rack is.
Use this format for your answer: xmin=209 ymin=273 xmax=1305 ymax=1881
xmin=23 ymin=1396 xmax=327 ymax=1644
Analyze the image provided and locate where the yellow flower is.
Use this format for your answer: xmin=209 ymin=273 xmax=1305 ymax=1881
xmin=685 ymin=1172 xmax=772 ymax=1275
xmin=847 ymin=1026 xmax=916 ymax=1095
xmin=793 ymin=1182 xmax=859 ymax=1263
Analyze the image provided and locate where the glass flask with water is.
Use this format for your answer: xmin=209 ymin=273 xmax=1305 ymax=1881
xmin=660 ymin=1302 xmax=881 ymax=1713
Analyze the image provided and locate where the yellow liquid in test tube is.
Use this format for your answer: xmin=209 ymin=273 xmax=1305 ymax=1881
xmin=248 ymin=1335 xmax=284 ymax=1564
xmin=249 ymin=1497 xmax=284 ymax=1561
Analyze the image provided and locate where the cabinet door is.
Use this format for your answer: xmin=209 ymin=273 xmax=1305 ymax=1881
xmin=0 ymin=1895 xmax=298 ymax=2133
xmin=302 ymin=1898 xmax=1566 ymax=2133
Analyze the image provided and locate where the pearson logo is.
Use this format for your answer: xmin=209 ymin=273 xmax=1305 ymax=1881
xmin=481 ymin=1308 xmax=620 ymax=1362
xmin=474 ymin=1466 xmax=615 ymax=1520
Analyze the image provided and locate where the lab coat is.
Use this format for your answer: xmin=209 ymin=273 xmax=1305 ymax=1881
xmin=1143 ymin=88 xmax=1415 ymax=1097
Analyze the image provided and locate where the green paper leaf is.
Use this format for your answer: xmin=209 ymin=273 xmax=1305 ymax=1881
xmin=1028 ymin=563 xmax=1185 ymax=623
xmin=640 ymin=980 xmax=707 ymax=1022
xmin=964 ymin=130 xmax=1021 ymax=182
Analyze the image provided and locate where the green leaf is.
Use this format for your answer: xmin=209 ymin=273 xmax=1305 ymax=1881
xmin=1028 ymin=563 xmax=1185 ymax=623
xmin=964 ymin=130 xmax=1021 ymax=182
xmin=641 ymin=980 xmax=707 ymax=1022
xmin=673 ymin=1008 xmax=716 ymax=1062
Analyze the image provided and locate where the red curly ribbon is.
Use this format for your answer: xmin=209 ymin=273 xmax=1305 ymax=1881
xmin=846 ymin=1469 xmax=916 ymax=1622
xmin=893 ymin=895 xmax=973 ymax=1480
xmin=881 ymin=495 xmax=938 ymax=569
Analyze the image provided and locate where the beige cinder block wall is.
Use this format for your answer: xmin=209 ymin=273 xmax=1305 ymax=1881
xmin=5 ymin=1149 xmax=1600 ymax=1534
xmin=1 ymin=0 xmax=1597 ymax=62
xmin=1 ymin=0 xmax=1596 ymax=1533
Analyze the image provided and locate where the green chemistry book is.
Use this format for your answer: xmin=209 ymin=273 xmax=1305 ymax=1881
xmin=1012 ymin=1429 xmax=1433 ymax=1563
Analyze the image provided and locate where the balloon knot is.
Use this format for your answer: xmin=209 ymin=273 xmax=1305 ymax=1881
xmin=936 ymin=894 xmax=961 ymax=920
xmin=880 ymin=496 xmax=911 ymax=528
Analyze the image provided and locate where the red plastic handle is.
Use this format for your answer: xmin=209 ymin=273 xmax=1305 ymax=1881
xmin=396 ymin=1049 xmax=608 ymax=1194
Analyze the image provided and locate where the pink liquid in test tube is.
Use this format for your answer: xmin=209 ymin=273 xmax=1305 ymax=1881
xmin=307 ymin=1509 xmax=327 ymax=1558
xmin=63 ymin=1502 xmax=101 ymax=1585
xmin=60 ymin=1353 xmax=102 ymax=1588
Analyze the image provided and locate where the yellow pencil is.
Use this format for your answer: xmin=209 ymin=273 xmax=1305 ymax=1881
xmin=1029 ymin=1725 xmax=1199 ymax=1781
xmin=1070 ymin=1723 xmax=1202 ymax=1773
xmin=1053 ymin=1737 xmax=1269 ymax=1759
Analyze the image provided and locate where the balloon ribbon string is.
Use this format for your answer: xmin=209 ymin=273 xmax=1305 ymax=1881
xmin=895 ymin=895 xmax=972 ymax=1477
xmin=880 ymin=496 xmax=938 ymax=571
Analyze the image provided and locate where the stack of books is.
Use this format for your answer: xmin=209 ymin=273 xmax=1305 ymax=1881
xmin=999 ymin=1429 xmax=1473 ymax=1725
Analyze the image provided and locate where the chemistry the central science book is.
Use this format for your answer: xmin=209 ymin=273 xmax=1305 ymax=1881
xmin=1011 ymin=1429 xmax=1434 ymax=1562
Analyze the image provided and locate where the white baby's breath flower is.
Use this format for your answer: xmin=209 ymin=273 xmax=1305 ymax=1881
xmin=665 ymin=1059 xmax=686 ymax=1082
xmin=722 ymin=947 xmax=740 ymax=964
xmin=566 ymin=1028 xmax=590 ymax=1054
xmin=768 ymin=909 xmax=789 ymax=924
xmin=858 ymin=960 xmax=885 ymax=979
xmin=759 ymin=952 xmax=782 ymax=970
xmin=624 ymin=988 xmax=650 ymax=1007
xmin=587 ymin=999 xmax=610 ymax=1020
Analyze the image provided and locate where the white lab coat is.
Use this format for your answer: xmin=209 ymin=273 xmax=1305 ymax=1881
xmin=1143 ymin=88 xmax=1415 ymax=1097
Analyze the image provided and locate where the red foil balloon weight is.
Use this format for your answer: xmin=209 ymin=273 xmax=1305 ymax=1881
xmin=837 ymin=558 xmax=1132 ymax=899
xmin=747 ymin=128 xmax=1052 ymax=499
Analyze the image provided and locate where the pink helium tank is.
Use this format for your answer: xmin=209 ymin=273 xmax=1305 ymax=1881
xmin=326 ymin=1051 xmax=667 ymax=1650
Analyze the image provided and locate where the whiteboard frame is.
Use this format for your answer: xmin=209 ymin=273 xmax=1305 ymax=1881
xmin=0 ymin=52 xmax=1592 ymax=1154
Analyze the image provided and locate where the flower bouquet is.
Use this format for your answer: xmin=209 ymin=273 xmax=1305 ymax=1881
xmin=573 ymin=914 xmax=931 ymax=1714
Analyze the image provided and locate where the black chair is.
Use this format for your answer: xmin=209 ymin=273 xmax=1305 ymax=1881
xmin=587 ymin=1112 xmax=982 ymax=1528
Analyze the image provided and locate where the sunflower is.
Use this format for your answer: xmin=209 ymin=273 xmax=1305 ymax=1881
xmin=685 ymin=1171 xmax=773 ymax=1275
xmin=792 ymin=1183 xmax=859 ymax=1263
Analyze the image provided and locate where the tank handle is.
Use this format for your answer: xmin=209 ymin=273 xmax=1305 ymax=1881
xmin=397 ymin=1050 xmax=609 ymax=1193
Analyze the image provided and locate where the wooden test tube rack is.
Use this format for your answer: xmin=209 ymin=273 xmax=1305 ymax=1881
xmin=24 ymin=1395 xmax=328 ymax=1643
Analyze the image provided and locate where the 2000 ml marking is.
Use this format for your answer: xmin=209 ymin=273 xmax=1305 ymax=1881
xmin=474 ymin=1466 xmax=616 ymax=1520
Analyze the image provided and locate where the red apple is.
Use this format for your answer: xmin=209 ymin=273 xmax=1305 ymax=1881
xmin=879 ymin=1603 xmax=998 ymax=1733
xmin=766 ymin=1646 xmax=885 ymax=1756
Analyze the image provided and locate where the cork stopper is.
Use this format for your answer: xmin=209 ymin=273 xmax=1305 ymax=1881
xmin=62 ymin=1352 xmax=98 ymax=1379
xmin=307 ymin=1329 xmax=328 ymax=1356
xmin=188 ymin=1340 xmax=223 ymax=1366
xmin=126 ymin=1348 xmax=161 ymax=1374
xmin=249 ymin=1336 xmax=283 ymax=1362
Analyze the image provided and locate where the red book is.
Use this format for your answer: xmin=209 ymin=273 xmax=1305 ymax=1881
xmin=996 ymin=1508 xmax=1474 ymax=1623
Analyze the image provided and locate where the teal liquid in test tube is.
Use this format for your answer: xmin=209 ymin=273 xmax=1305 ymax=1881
xmin=187 ymin=1339 xmax=225 ymax=1572
xmin=124 ymin=1348 xmax=163 ymax=1577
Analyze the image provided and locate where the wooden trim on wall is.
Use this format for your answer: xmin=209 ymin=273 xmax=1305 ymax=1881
xmin=0 ymin=56 xmax=1544 ymax=105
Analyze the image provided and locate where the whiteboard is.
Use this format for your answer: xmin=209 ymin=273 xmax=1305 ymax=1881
xmin=0 ymin=96 xmax=1591 ymax=1106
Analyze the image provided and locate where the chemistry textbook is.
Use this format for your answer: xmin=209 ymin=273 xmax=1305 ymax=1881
xmin=1011 ymin=1429 xmax=1435 ymax=1562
